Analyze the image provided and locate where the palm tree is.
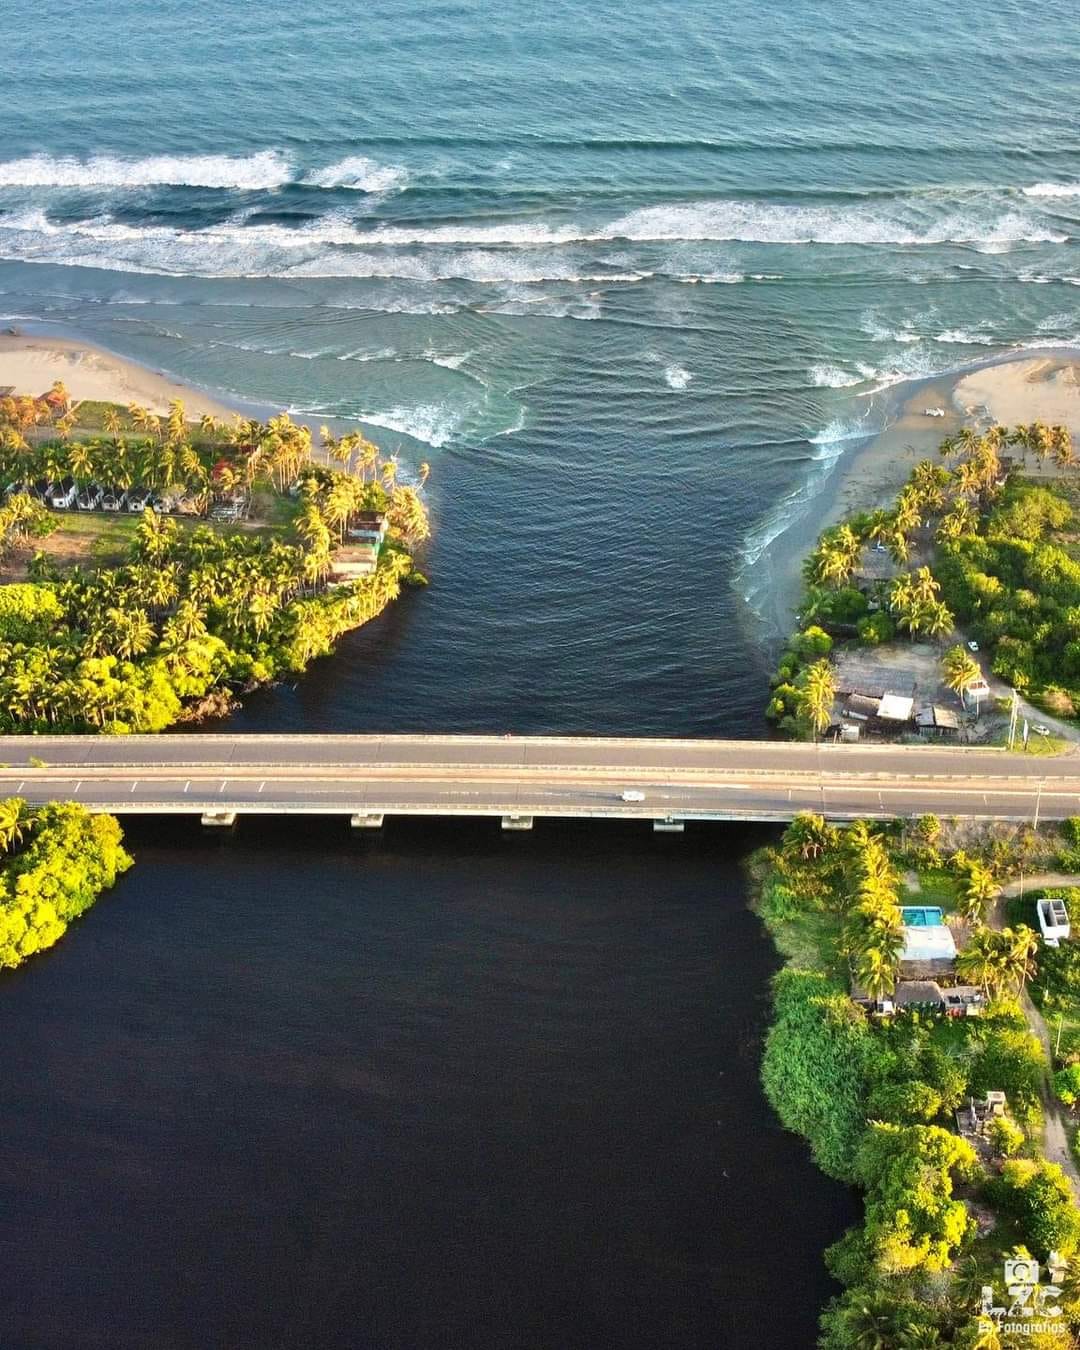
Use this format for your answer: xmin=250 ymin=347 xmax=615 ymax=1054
xmin=937 ymin=497 xmax=978 ymax=544
xmin=0 ymin=796 xmax=33 ymax=853
xmin=942 ymin=644 xmax=981 ymax=706
xmin=895 ymin=1325 xmax=944 ymax=1349
xmin=921 ymin=599 xmax=954 ymax=642
xmin=835 ymin=1290 xmax=902 ymax=1349
xmin=784 ymin=812 xmax=837 ymax=860
xmin=1053 ymin=426 xmax=1075 ymax=470
xmin=68 ymin=440 xmax=93 ymax=481
xmin=166 ymin=399 xmax=186 ymax=446
xmin=102 ymin=407 xmax=122 ymax=435
xmin=418 ymin=461 xmax=431 ymax=487
xmin=1003 ymin=924 xmax=1039 ymax=992
xmin=956 ymin=927 xmax=1006 ymax=996
xmin=797 ymin=659 xmax=836 ymax=741
xmin=854 ymin=935 xmax=901 ymax=1002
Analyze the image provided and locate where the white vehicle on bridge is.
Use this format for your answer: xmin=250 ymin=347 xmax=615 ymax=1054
xmin=620 ymin=790 xmax=646 ymax=802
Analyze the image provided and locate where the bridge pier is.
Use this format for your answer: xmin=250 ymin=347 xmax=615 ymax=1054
xmin=653 ymin=817 xmax=685 ymax=834
xmin=200 ymin=810 xmax=237 ymax=830
xmin=501 ymin=814 xmax=534 ymax=831
xmin=350 ymin=812 xmax=385 ymax=830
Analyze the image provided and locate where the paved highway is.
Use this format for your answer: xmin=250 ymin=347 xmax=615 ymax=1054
xmin=0 ymin=734 xmax=1076 ymax=824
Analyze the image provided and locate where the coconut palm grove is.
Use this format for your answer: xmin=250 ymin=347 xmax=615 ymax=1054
xmin=0 ymin=383 xmax=430 ymax=733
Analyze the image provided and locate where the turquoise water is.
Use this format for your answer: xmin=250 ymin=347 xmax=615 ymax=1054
xmin=3 ymin=0 xmax=1080 ymax=731
xmin=900 ymin=906 xmax=945 ymax=927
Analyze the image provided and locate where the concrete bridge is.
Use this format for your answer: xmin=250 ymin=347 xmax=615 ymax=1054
xmin=0 ymin=734 xmax=1076 ymax=832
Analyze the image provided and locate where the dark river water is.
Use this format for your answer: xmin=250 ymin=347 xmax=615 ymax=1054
xmin=0 ymin=815 xmax=854 ymax=1350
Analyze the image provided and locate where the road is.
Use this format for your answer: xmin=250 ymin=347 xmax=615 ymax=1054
xmin=0 ymin=734 xmax=1078 ymax=823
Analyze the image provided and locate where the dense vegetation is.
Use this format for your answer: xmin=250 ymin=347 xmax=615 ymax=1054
xmin=767 ymin=422 xmax=1080 ymax=735
xmin=0 ymin=797 xmax=131 ymax=968
xmin=0 ymin=388 xmax=429 ymax=731
xmin=756 ymin=814 xmax=1080 ymax=1347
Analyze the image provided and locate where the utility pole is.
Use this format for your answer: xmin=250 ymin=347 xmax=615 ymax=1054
xmin=1057 ymin=1015 xmax=1065 ymax=1059
xmin=1034 ymin=777 xmax=1045 ymax=832
xmin=1008 ymin=688 xmax=1019 ymax=751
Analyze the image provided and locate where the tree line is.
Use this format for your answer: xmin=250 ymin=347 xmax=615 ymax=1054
xmin=768 ymin=422 xmax=1080 ymax=736
xmin=0 ymin=797 xmax=131 ymax=969
xmin=757 ymin=812 xmax=1080 ymax=1347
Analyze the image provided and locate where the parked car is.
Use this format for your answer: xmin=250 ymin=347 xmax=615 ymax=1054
xmin=1032 ymin=723 xmax=1051 ymax=736
xmin=967 ymin=640 xmax=979 ymax=652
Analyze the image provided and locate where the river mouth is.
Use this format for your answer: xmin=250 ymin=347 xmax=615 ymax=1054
xmin=0 ymin=815 xmax=853 ymax=1350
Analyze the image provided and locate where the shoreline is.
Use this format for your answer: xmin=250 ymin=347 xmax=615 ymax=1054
xmin=0 ymin=329 xmax=243 ymax=422
xmin=755 ymin=346 xmax=1080 ymax=645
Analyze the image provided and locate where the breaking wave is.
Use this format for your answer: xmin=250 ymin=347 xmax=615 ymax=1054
xmin=809 ymin=364 xmax=863 ymax=388
xmin=0 ymin=150 xmax=411 ymax=194
xmin=663 ymin=364 xmax=691 ymax=390
xmin=1023 ymin=182 xmax=1080 ymax=198
xmin=0 ymin=151 xmax=293 ymax=190
xmin=301 ymin=156 xmax=408 ymax=193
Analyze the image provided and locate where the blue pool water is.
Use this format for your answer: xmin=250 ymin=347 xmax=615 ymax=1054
xmin=901 ymin=906 xmax=946 ymax=927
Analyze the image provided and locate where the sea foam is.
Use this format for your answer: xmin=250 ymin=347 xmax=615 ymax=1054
xmin=1023 ymin=182 xmax=1080 ymax=198
xmin=0 ymin=151 xmax=292 ymax=190
xmin=301 ymin=156 xmax=408 ymax=193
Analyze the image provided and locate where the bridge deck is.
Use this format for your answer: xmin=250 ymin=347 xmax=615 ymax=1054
xmin=0 ymin=735 xmax=1074 ymax=823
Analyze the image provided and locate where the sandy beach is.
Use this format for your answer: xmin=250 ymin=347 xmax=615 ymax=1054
xmin=759 ymin=350 xmax=1080 ymax=642
xmin=0 ymin=332 xmax=236 ymax=420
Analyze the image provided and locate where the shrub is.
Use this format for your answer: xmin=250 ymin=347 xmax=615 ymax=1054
xmin=790 ymin=626 xmax=834 ymax=660
xmin=985 ymin=1115 xmax=1025 ymax=1157
xmin=989 ymin=1158 xmax=1080 ymax=1259
xmin=0 ymin=801 xmax=131 ymax=969
xmin=762 ymin=969 xmax=874 ymax=1181
xmin=1054 ymin=1064 xmax=1080 ymax=1108
xmin=857 ymin=611 xmax=896 ymax=645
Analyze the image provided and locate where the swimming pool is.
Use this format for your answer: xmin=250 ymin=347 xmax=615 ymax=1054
xmin=901 ymin=906 xmax=945 ymax=927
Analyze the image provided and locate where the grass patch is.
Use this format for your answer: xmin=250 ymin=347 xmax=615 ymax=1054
xmin=986 ymin=728 xmax=1071 ymax=755
xmin=900 ymin=867 xmax=960 ymax=913
xmin=68 ymin=400 xmax=137 ymax=433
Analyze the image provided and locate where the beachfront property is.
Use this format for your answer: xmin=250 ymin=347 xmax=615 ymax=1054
xmin=346 ymin=510 xmax=387 ymax=545
xmin=330 ymin=543 xmax=379 ymax=583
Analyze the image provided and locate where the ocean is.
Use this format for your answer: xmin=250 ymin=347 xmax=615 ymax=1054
xmin=4 ymin=0 xmax=1080 ymax=733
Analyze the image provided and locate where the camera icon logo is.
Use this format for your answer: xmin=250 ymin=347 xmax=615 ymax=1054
xmin=1005 ymin=1258 xmax=1040 ymax=1287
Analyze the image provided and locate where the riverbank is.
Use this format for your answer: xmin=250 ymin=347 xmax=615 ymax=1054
xmin=0 ymin=388 xmax=429 ymax=733
xmin=761 ymin=350 xmax=1080 ymax=642
xmin=753 ymin=816 xmax=1080 ymax=1345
